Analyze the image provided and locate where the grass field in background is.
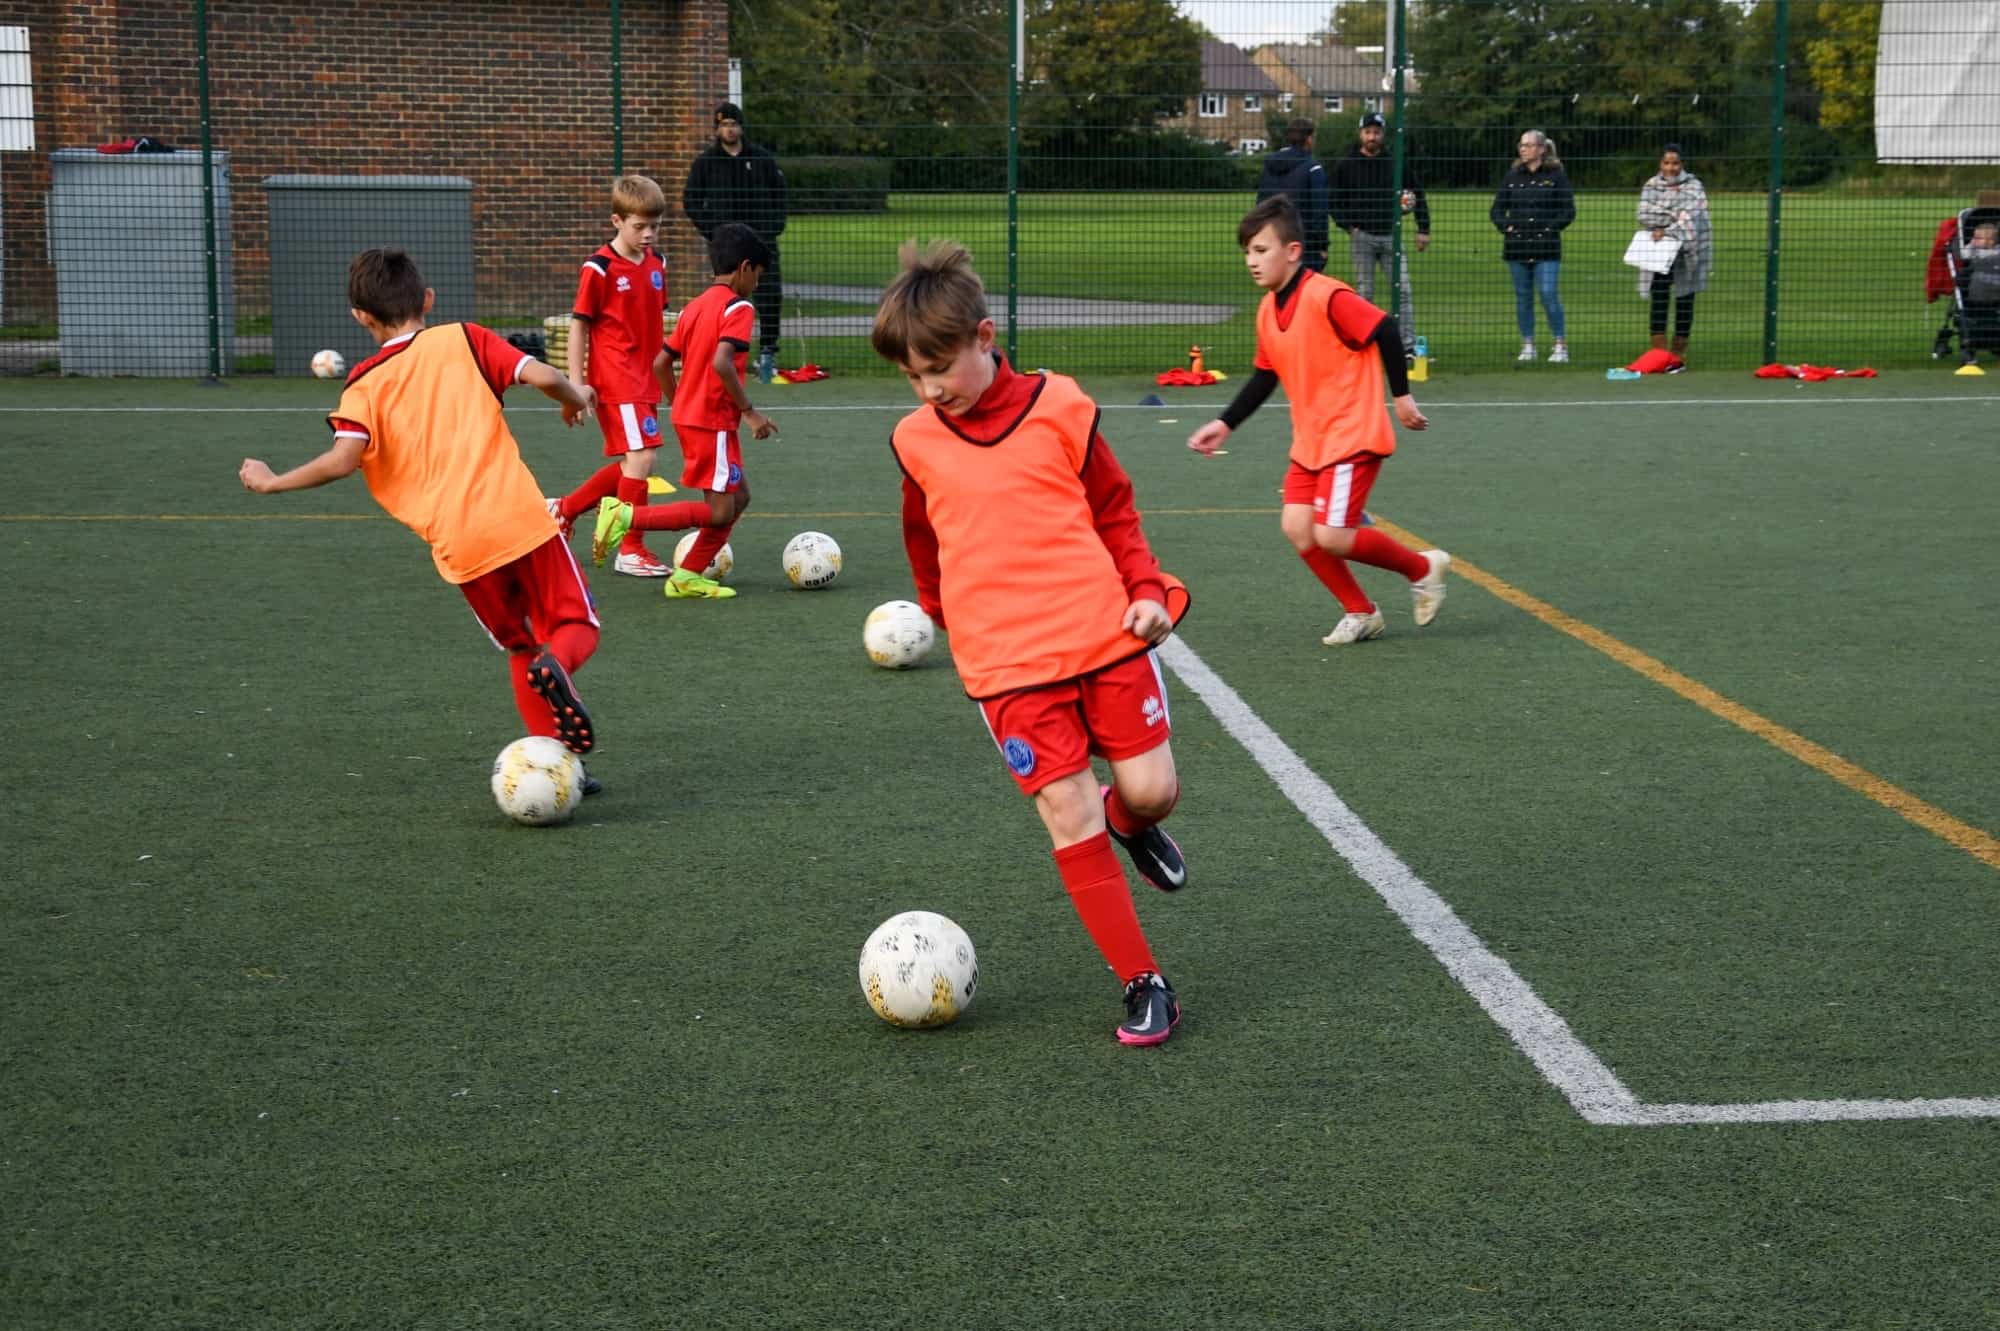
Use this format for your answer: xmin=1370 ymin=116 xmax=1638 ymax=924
xmin=780 ymin=190 xmax=1973 ymax=374
xmin=4 ymin=371 xmax=1999 ymax=1329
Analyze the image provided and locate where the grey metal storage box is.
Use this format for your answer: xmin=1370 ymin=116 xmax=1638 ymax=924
xmin=49 ymin=148 xmax=234 ymax=376
xmin=264 ymin=175 xmax=473 ymax=377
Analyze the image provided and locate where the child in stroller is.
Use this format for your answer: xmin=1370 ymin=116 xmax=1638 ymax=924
xmin=1931 ymin=204 xmax=2000 ymax=371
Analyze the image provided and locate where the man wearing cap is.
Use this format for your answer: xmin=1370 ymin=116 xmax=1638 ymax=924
xmin=682 ymin=102 xmax=789 ymax=381
xmin=1331 ymin=111 xmax=1429 ymax=362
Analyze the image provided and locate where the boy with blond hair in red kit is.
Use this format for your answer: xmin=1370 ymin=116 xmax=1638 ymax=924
xmin=1190 ymin=195 xmax=1449 ymax=646
xmin=549 ymin=175 xmax=675 ymax=578
xmin=593 ymin=223 xmax=776 ymax=601
xmin=873 ymin=240 xmax=1193 ymax=1047
xmin=239 ymin=249 xmax=606 ymax=776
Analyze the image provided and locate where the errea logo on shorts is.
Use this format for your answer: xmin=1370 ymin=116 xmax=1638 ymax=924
xmin=1142 ymin=695 xmax=1164 ymax=727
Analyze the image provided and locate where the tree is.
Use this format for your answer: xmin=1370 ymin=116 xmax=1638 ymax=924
xmin=1021 ymin=0 xmax=1202 ymax=141
xmin=1314 ymin=1 xmax=1387 ymax=49
xmin=1804 ymin=0 xmax=1880 ymax=136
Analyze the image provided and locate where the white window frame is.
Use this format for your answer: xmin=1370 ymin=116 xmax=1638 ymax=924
xmin=1243 ymin=94 xmax=1261 ymax=113
xmin=1199 ymin=92 xmax=1224 ymax=118
xmin=0 ymin=26 xmax=32 ymax=153
xmin=1322 ymin=94 xmax=1343 ymax=113
xmin=1364 ymin=95 xmax=1382 ymax=112
xmin=1239 ymin=138 xmax=1268 ymax=155
xmin=1280 ymin=93 xmax=1294 ymax=112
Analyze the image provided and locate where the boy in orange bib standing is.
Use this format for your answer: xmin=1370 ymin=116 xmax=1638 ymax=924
xmin=1189 ymin=196 xmax=1448 ymax=645
xmin=873 ymin=240 xmax=1193 ymax=1047
xmin=551 ymin=175 xmax=675 ymax=577
xmin=238 ymin=249 xmax=605 ymax=772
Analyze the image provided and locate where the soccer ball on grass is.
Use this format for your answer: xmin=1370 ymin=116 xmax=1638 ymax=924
xmin=782 ymin=531 xmax=842 ymax=589
xmin=310 ymin=348 xmax=347 ymax=379
xmin=858 ymin=910 xmax=979 ymax=1028
xmin=491 ymin=735 xmax=583 ymax=826
xmin=672 ymin=531 xmax=734 ymax=580
xmin=863 ymin=600 xmax=934 ymax=669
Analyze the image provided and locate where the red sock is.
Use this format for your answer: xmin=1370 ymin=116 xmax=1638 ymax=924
xmin=507 ymin=652 xmax=558 ymax=738
xmin=547 ymin=622 xmax=599 ymax=674
xmin=1300 ymin=547 xmax=1374 ymax=614
xmin=683 ymin=520 xmax=736 ymax=574
xmin=1348 ymin=527 xmax=1430 ymax=581
xmin=1105 ymin=781 xmax=1177 ymax=837
xmin=631 ymin=499 xmax=711 ymax=532
xmin=1052 ymin=832 xmax=1157 ymax=983
xmin=560 ymin=463 xmax=623 ymax=521
xmin=614 ymin=477 xmax=650 ymax=552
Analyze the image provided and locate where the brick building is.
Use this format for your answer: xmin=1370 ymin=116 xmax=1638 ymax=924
xmin=1161 ymin=39 xmax=1281 ymax=155
xmin=0 ymin=0 xmax=728 ymax=332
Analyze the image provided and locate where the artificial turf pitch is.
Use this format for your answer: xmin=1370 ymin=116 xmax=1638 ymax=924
xmin=3 ymin=370 xmax=1998 ymax=1328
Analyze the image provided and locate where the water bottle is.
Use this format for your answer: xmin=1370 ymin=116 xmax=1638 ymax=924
xmin=1410 ymin=334 xmax=1430 ymax=383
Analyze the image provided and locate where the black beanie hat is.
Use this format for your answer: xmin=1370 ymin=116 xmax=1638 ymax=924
xmin=715 ymin=102 xmax=744 ymax=126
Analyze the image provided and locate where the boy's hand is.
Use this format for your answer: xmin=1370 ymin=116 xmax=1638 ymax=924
xmin=1392 ymin=396 xmax=1428 ymax=431
xmin=1123 ymin=598 xmax=1172 ymax=645
xmin=745 ymin=409 xmax=776 ymax=440
xmin=239 ymin=459 xmax=278 ymax=493
xmin=562 ymin=385 xmax=596 ymax=428
xmin=1188 ymin=420 xmax=1231 ymax=456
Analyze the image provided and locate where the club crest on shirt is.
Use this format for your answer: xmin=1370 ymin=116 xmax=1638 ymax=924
xmin=651 ymin=271 xmax=664 ymax=290
xmin=1002 ymin=738 xmax=1036 ymax=776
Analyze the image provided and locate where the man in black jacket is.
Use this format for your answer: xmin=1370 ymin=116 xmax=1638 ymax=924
xmin=682 ymin=102 xmax=788 ymax=381
xmin=1330 ymin=112 xmax=1428 ymax=359
xmin=1256 ymin=119 xmax=1330 ymax=271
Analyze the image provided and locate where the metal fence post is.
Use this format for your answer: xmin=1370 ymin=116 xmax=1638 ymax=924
xmin=1763 ymin=0 xmax=1787 ymax=363
xmin=611 ymin=0 xmax=624 ymax=176
xmin=1006 ymin=0 xmax=1020 ymax=366
xmin=195 ymin=0 xmax=222 ymax=381
xmin=1388 ymin=0 xmax=1408 ymax=326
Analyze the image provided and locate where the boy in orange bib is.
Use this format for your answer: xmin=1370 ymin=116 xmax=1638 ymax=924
xmin=238 ymin=249 xmax=605 ymax=774
xmin=874 ymin=240 xmax=1193 ymax=1047
xmin=1189 ymin=195 xmax=1449 ymax=646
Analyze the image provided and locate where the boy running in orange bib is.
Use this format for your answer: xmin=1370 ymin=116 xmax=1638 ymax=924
xmin=238 ymin=249 xmax=605 ymax=772
xmin=550 ymin=175 xmax=675 ymax=577
xmin=1189 ymin=195 xmax=1448 ymax=645
xmin=874 ymin=240 xmax=1193 ymax=1047
xmin=593 ymin=223 xmax=776 ymax=601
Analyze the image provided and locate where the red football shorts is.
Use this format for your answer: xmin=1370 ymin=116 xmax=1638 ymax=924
xmin=460 ymin=534 xmax=599 ymax=653
xmin=976 ymin=651 xmax=1172 ymax=796
xmin=674 ymin=422 xmax=744 ymax=493
xmin=1282 ymin=454 xmax=1382 ymax=528
xmin=594 ymin=400 xmax=664 ymax=459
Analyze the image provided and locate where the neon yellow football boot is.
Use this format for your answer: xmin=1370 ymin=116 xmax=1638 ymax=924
xmin=591 ymin=497 xmax=633 ymax=566
xmin=663 ymin=567 xmax=737 ymax=600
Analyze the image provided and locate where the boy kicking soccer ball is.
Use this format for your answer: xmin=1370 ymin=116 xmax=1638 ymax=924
xmin=874 ymin=239 xmax=1193 ymax=1047
xmin=238 ymin=249 xmax=605 ymax=776
xmin=1188 ymin=195 xmax=1448 ymax=646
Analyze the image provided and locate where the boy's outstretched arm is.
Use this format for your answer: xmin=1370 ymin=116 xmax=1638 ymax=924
xmin=1189 ymin=367 xmax=1279 ymax=455
xmin=519 ymin=358 xmax=595 ymax=426
xmin=713 ymin=344 xmax=774 ymax=439
xmin=240 ymin=436 xmax=366 ymax=494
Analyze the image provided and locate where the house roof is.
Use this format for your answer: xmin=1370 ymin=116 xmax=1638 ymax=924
xmin=1200 ymin=39 xmax=1281 ymax=94
xmin=1253 ymin=42 xmax=1393 ymax=97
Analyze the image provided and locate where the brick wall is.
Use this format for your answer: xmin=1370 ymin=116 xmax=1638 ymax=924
xmin=0 ymin=0 xmax=729 ymax=328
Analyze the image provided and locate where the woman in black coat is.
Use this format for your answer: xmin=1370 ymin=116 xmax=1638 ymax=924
xmin=1489 ymin=129 xmax=1577 ymax=363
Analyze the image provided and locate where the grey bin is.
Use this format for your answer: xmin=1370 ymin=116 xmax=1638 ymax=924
xmin=264 ymin=175 xmax=473 ymax=378
xmin=49 ymin=149 xmax=234 ymax=376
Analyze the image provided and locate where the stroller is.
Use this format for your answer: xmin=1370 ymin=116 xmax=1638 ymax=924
xmin=1929 ymin=204 xmax=2000 ymax=369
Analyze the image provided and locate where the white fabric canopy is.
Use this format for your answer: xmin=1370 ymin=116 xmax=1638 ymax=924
xmin=1875 ymin=0 xmax=2000 ymax=163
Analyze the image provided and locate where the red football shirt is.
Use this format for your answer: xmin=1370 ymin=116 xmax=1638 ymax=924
xmin=572 ymin=243 xmax=667 ymax=405
xmin=667 ymin=282 xmax=756 ymax=431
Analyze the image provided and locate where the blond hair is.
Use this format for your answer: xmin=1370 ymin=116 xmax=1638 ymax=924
xmin=872 ymin=240 xmax=990 ymax=365
xmin=611 ymin=174 xmax=667 ymax=219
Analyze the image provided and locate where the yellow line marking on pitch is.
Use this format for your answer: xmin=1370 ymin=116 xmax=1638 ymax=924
xmin=1368 ymin=516 xmax=2000 ymax=872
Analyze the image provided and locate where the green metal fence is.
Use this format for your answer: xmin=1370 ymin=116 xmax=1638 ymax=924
xmin=4 ymin=0 xmax=1996 ymax=378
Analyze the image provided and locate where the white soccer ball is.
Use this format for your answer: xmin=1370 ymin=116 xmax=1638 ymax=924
xmin=858 ymin=910 xmax=979 ymax=1029
xmin=310 ymin=348 xmax=347 ymax=380
xmin=782 ymin=530 xmax=842 ymax=589
xmin=672 ymin=531 xmax=734 ymax=580
xmin=863 ymin=599 xmax=934 ymax=670
xmin=490 ymin=735 xmax=583 ymax=827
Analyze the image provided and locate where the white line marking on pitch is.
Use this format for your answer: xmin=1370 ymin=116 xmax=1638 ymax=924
xmin=1156 ymin=634 xmax=2000 ymax=1127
